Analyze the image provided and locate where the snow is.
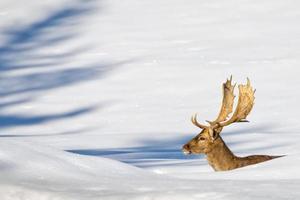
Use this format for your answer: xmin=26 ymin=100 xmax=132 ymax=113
xmin=0 ymin=0 xmax=300 ymax=199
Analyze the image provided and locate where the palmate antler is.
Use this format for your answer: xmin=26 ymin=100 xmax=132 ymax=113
xmin=191 ymin=77 xmax=255 ymax=130
xmin=217 ymin=78 xmax=255 ymax=128
xmin=208 ymin=75 xmax=236 ymax=126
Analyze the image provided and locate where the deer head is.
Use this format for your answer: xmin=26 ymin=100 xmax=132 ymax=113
xmin=182 ymin=76 xmax=255 ymax=155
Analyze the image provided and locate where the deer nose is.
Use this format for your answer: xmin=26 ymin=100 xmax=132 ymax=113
xmin=183 ymin=144 xmax=190 ymax=150
xmin=182 ymin=144 xmax=191 ymax=155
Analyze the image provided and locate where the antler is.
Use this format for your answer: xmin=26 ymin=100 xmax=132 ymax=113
xmin=217 ymin=78 xmax=255 ymax=128
xmin=190 ymin=77 xmax=255 ymax=130
xmin=208 ymin=76 xmax=236 ymax=126
xmin=191 ymin=114 xmax=209 ymax=129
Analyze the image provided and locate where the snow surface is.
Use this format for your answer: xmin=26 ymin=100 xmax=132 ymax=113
xmin=0 ymin=0 xmax=300 ymax=199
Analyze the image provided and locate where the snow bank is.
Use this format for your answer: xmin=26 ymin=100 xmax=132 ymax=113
xmin=0 ymin=0 xmax=300 ymax=199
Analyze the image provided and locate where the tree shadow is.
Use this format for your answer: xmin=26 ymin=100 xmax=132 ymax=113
xmin=0 ymin=127 xmax=92 ymax=138
xmin=67 ymin=134 xmax=203 ymax=168
xmin=0 ymin=105 xmax=96 ymax=129
xmin=0 ymin=0 xmax=95 ymax=71
xmin=0 ymin=0 xmax=130 ymax=131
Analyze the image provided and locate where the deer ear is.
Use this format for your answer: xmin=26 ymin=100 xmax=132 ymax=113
xmin=208 ymin=129 xmax=218 ymax=141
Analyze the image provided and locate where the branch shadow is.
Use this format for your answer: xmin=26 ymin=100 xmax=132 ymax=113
xmin=0 ymin=127 xmax=92 ymax=138
xmin=0 ymin=0 xmax=95 ymax=71
xmin=67 ymin=134 xmax=203 ymax=168
xmin=0 ymin=0 xmax=130 ymax=132
xmin=0 ymin=105 xmax=96 ymax=129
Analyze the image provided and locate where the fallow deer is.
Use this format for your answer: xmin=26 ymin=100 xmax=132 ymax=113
xmin=182 ymin=76 xmax=282 ymax=171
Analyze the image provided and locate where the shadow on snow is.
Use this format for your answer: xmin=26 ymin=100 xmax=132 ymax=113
xmin=68 ymin=134 xmax=202 ymax=168
xmin=0 ymin=0 xmax=130 ymax=131
xmin=67 ymin=123 xmax=288 ymax=168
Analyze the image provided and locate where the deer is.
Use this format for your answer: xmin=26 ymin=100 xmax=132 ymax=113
xmin=182 ymin=76 xmax=282 ymax=171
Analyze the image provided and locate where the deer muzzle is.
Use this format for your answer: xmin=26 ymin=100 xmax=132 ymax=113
xmin=182 ymin=144 xmax=192 ymax=155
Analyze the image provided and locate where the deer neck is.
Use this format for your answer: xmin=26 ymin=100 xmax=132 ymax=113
xmin=205 ymin=136 xmax=237 ymax=171
xmin=204 ymin=136 xmax=281 ymax=171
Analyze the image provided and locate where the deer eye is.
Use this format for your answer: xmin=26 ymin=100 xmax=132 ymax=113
xmin=199 ymin=137 xmax=206 ymax=141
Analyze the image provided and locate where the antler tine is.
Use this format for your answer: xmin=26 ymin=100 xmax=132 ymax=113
xmin=229 ymin=75 xmax=233 ymax=82
xmin=218 ymin=78 xmax=255 ymax=128
xmin=191 ymin=113 xmax=209 ymax=129
xmin=209 ymin=76 xmax=236 ymax=126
